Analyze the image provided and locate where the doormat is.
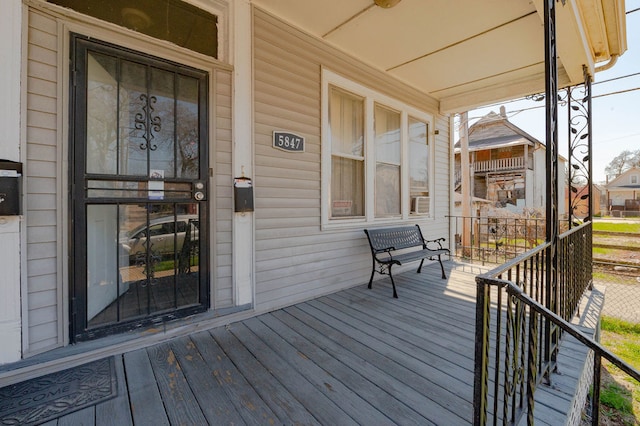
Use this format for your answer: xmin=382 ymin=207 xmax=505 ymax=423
xmin=0 ymin=357 xmax=117 ymax=426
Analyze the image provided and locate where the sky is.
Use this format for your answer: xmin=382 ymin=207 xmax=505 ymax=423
xmin=464 ymin=0 xmax=640 ymax=184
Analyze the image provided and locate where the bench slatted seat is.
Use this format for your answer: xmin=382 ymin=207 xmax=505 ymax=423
xmin=364 ymin=225 xmax=450 ymax=298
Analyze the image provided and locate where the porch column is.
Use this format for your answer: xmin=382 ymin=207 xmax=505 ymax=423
xmin=0 ymin=0 xmax=23 ymax=364
xmin=543 ymin=0 xmax=560 ymax=375
xmin=232 ymin=0 xmax=255 ymax=306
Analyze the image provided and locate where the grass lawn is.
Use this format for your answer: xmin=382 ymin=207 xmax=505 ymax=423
xmin=598 ymin=317 xmax=640 ymax=425
xmin=593 ymin=222 xmax=640 ymax=234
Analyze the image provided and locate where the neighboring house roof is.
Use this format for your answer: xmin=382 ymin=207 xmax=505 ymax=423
xmin=454 ymin=110 xmax=540 ymax=153
xmin=454 ymin=110 xmax=568 ymax=163
xmin=606 ymin=166 xmax=640 ymax=190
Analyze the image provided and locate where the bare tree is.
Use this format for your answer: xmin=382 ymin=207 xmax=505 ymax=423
xmin=605 ymin=149 xmax=640 ymax=179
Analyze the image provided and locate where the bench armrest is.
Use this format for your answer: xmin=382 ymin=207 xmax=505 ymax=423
xmin=423 ymin=237 xmax=448 ymax=251
xmin=373 ymin=247 xmax=397 ymax=262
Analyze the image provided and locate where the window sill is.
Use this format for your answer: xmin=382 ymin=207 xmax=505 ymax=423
xmin=321 ymin=215 xmax=433 ymax=231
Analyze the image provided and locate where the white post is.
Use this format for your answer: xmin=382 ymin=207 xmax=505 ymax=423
xmin=0 ymin=0 xmax=23 ymax=364
xmin=459 ymin=112 xmax=472 ymax=256
xmin=232 ymin=0 xmax=254 ymax=306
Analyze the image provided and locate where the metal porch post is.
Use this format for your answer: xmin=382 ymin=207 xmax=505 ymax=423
xmin=543 ymin=0 xmax=560 ymax=377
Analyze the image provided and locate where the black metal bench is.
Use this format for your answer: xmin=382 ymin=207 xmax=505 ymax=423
xmin=364 ymin=225 xmax=450 ymax=298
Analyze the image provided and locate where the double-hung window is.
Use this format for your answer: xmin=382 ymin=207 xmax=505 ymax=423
xmin=322 ymin=69 xmax=434 ymax=227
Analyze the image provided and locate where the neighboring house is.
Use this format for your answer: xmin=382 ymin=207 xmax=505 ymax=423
xmin=606 ymin=167 xmax=640 ymax=216
xmin=0 ymin=0 xmax=626 ymax=366
xmin=454 ymin=108 xmax=567 ymax=216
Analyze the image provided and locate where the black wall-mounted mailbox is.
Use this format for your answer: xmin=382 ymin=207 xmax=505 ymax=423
xmin=234 ymin=177 xmax=254 ymax=213
xmin=0 ymin=160 xmax=23 ymax=216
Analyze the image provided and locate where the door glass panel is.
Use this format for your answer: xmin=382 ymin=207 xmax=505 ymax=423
xmin=87 ymin=204 xmax=120 ymax=327
xmin=87 ymin=203 xmax=201 ymax=327
xmin=120 ymin=60 xmax=148 ymax=176
xmin=87 ymin=53 xmax=118 ymax=174
xmin=177 ymin=76 xmax=199 ymax=178
xmin=149 ymin=67 xmax=176 ymax=178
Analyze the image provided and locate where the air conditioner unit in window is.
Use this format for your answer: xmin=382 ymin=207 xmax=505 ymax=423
xmin=412 ymin=196 xmax=430 ymax=215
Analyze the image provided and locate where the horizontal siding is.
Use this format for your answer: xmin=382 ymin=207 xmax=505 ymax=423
xmin=25 ymin=9 xmax=60 ymax=354
xmin=253 ymin=8 xmax=450 ymax=312
xmin=423 ymin=115 xmax=451 ymax=241
xmin=214 ymin=69 xmax=234 ymax=308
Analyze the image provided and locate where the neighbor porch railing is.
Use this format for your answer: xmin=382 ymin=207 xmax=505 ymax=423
xmin=473 ymin=156 xmax=526 ymax=173
xmin=473 ymin=221 xmax=640 ymax=425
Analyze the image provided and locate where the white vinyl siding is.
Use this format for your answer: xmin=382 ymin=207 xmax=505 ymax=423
xmin=253 ymin=8 xmax=450 ymax=312
xmin=213 ymin=68 xmax=234 ymax=308
xmin=26 ymin=9 xmax=62 ymax=354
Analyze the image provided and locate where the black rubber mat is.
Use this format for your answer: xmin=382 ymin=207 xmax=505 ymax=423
xmin=0 ymin=357 xmax=117 ymax=425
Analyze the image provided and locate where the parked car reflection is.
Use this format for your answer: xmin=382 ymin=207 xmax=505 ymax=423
xmin=120 ymin=214 xmax=199 ymax=262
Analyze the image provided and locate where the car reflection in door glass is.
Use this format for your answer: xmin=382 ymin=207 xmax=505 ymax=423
xmin=120 ymin=215 xmax=199 ymax=263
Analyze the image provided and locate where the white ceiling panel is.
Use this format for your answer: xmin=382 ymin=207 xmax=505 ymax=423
xmin=251 ymin=0 xmax=626 ymax=112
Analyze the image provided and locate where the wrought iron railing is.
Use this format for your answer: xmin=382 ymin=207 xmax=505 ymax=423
xmin=449 ymin=215 xmax=549 ymax=265
xmin=449 ymin=215 xmax=576 ymax=266
xmin=473 ymin=221 xmax=640 ymax=425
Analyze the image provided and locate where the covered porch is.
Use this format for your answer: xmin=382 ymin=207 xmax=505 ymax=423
xmin=0 ymin=262 xmax=599 ymax=425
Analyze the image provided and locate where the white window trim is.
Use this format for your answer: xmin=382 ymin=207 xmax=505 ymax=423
xmin=321 ymin=69 xmax=434 ymax=230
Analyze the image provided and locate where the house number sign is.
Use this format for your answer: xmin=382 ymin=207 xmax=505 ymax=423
xmin=273 ymin=131 xmax=305 ymax=152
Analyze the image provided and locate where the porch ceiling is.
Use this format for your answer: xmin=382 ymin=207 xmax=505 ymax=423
xmin=250 ymin=0 xmax=627 ymax=113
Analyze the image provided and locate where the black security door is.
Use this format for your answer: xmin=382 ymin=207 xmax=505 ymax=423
xmin=70 ymin=34 xmax=210 ymax=341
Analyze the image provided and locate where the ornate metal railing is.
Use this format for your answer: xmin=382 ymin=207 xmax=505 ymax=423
xmin=448 ymin=215 xmax=567 ymax=266
xmin=473 ymin=221 xmax=640 ymax=425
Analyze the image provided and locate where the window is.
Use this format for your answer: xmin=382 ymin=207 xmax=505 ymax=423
xmin=322 ymin=70 xmax=434 ymax=227
xmin=48 ymin=0 xmax=218 ymax=58
xmin=408 ymin=117 xmax=430 ymax=215
xmin=329 ymin=87 xmax=365 ymax=218
xmin=375 ymin=105 xmax=401 ymax=217
xmin=632 ymin=175 xmax=638 ymax=184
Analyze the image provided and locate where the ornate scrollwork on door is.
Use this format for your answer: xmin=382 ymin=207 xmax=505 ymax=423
xmin=134 ymin=94 xmax=161 ymax=151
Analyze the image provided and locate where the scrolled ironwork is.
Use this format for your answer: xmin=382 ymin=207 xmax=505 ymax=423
xmin=567 ymin=68 xmax=592 ymax=227
xmin=135 ymin=94 xmax=161 ymax=151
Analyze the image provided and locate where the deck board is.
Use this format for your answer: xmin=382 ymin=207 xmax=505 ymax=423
xmin=2 ymin=263 xmax=592 ymax=425
xmin=168 ymin=336 xmax=247 ymax=425
xmin=269 ymin=308 xmax=428 ymax=424
xmin=208 ymin=326 xmax=321 ymax=425
xmin=147 ymin=343 xmax=209 ymax=425
xmin=190 ymin=329 xmax=281 ymax=425
xmin=123 ymin=349 xmax=170 ymax=426
xmin=95 ymin=356 xmax=132 ymax=426
xmin=301 ymin=296 xmax=471 ymax=424
xmin=222 ymin=321 xmax=357 ymax=425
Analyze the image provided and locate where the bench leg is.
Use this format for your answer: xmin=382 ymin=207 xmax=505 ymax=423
xmin=389 ymin=266 xmax=398 ymax=298
xmin=416 ymin=259 xmax=425 ymax=273
xmin=368 ymin=258 xmax=376 ymax=289
xmin=437 ymin=255 xmax=447 ymax=279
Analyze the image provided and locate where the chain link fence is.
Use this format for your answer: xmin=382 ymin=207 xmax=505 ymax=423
xmin=593 ymin=261 xmax=640 ymax=324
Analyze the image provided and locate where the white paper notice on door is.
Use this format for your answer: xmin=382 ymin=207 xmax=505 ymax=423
xmin=149 ymin=169 xmax=165 ymax=200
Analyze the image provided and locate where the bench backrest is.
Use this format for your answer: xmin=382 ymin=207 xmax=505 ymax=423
xmin=364 ymin=225 xmax=425 ymax=252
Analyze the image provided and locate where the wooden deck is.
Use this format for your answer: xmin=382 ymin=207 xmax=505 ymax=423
xmin=9 ymin=262 xmax=597 ymax=425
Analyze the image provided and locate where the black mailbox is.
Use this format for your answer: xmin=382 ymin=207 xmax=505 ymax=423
xmin=0 ymin=160 xmax=23 ymax=216
xmin=234 ymin=177 xmax=254 ymax=213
